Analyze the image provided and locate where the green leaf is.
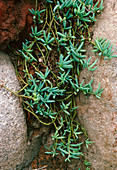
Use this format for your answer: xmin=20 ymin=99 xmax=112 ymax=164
xmin=28 ymin=52 xmax=37 ymax=62
xmin=22 ymin=52 xmax=30 ymax=61
xmin=77 ymin=42 xmax=84 ymax=52
xmin=47 ymin=45 xmax=52 ymax=50
xmin=46 ymin=0 xmax=53 ymax=3
xmin=48 ymin=37 xmax=55 ymax=43
xmin=57 ymin=32 xmax=66 ymax=38
xmin=85 ymin=139 xmax=93 ymax=148
xmin=95 ymin=38 xmax=103 ymax=51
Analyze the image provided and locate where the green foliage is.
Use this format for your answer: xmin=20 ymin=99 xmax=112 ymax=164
xmin=14 ymin=0 xmax=116 ymax=169
xmin=45 ymin=117 xmax=84 ymax=162
xmin=30 ymin=26 xmax=43 ymax=38
xmin=57 ymin=54 xmax=73 ymax=71
xmin=38 ymin=30 xmax=55 ymax=50
xmin=92 ymin=37 xmax=117 ymax=59
xmin=19 ymin=42 xmax=37 ymax=62
xmin=29 ymin=8 xmax=45 ymax=23
xmin=83 ymin=57 xmax=98 ymax=71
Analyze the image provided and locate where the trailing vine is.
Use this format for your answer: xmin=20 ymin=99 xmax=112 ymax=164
xmin=1 ymin=0 xmax=117 ymax=169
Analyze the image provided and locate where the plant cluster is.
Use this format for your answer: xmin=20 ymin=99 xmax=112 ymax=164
xmin=12 ymin=0 xmax=116 ymax=169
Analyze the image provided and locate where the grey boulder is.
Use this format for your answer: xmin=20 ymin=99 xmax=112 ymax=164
xmin=76 ymin=0 xmax=117 ymax=169
xmin=0 ymin=52 xmax=27 ymax=169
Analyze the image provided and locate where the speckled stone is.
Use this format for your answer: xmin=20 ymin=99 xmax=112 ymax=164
xmin=76 ymin=0 xmax=117 ymax=169
xmin=0 ymin=52 xmax=50 ymax=169
xmin=0 ymin=52 xmax=27 ymax=169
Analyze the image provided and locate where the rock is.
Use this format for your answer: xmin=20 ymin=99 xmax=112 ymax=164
xmin=0 ymin=0 xmax=35 ymax=49
xmin=0 ymin=52 xmax=50 ymax=169
xmin=0 ymin=52 xmax=27 ymax=169
xmin=76 ymin=0 xmax=117 ymax=169
xmin=17 ymin=131 xmax=48 ymax=170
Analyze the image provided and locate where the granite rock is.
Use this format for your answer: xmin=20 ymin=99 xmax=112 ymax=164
xmin=0 ymin=52 xmax=27 ymax=169
xmin=0 ymin=52 xmax=50 ymax=170
xmin=76 ymin=0 xmax=117 ymax=169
